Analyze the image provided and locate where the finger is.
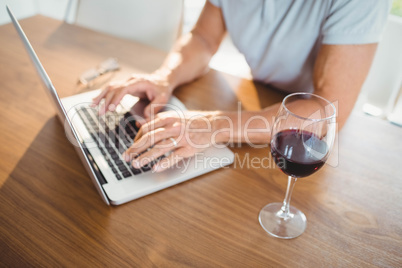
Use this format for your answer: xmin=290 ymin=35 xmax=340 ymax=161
xmin=108 ymin=87 xmax=128 ymax=109
xmin=92 ymin=78 xmax=146 ymax=106
xmin=144 ymin=93 xmax=169 ymax=119
xmin=135 ymin=121 xmax=143 ymax=129
xmin=131 ymin=139 xmax=177 ymax=168
xmin=104 ymin=88 xmax=120 ymax=111
xmin=133 ymin=127 xmax=143 ymax=143
xmin=91 ymin=87 xmax=110 ymax=106
xmin=152 ymin=149 xmax=187 ymax=172
xmin=123 ymin=127 xmax=175 ymax=161
xmin=118 ymin=79 xmax=154 ymax=101
xmin=136 ymin=117 xmax=174 ymax=141
xmin=98 ymin=88 xmax=121 ymax=115
xmin=134 ymin=117 xmax=180 ymax=145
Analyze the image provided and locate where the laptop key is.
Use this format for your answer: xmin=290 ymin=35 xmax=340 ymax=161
xmin=123 ymin=112 xmax=132 ymax=119
xmin=98 ymin=133 xmax=107 ymax=144
xmin=123 ymin=141 xmax=130 ymax=148
xmin=114 ymin=141 xmax=121 ymax=149
xmin=130 ymin=167 xmax=142 ymax=175
xmin=141 ymin=162 xmax=154 ymax=173
xmin=111 ymin=167 xmax=118 ymax=174
xmin=118 ymin=164 xmax=128 ymax=173
xmin=118 ymin=146 xmax=126 ymax=154
xmin=90 ymin=133 xmax=97 ymax=140
xmin=125 ymin=127 xmax=135 ymax=140
xmin=133 ymin=123 xmax=140 ymax=133
xmin=127 ymin=119 xmax=140 ymax=132
xmin=141 ymin=166 xmax=152 ymax=172
xmin=115 ymin=174 xmax=122 ymax=180
xmin=111 ymin=153 xmax=120 ymax=160
xmin=122 ymin=171 xmax=131 ymax=178
xmin=107 ymin=130 xmax=117 ymax=143
xmin=115 ymin=159 xmax=124 ymax=166
xmin=88 ymin=119 xmax=96 ymax=126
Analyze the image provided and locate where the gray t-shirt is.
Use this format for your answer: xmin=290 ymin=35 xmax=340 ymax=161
xmin=209 ymin=0 xmax=392 ymax=93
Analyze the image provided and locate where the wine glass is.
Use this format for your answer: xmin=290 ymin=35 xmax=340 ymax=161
xmin=259 ymin=92 xmax=336 ymax=239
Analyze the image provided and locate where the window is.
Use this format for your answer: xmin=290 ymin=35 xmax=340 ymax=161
xmin=391 ymin=0 xmax=402 ymax=17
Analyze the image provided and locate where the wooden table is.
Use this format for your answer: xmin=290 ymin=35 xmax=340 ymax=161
xmin=1 ymin=16 xmax=401 ymax=267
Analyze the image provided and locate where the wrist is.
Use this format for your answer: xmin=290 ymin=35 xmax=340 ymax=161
xmin=152 ymin=68 xmax=176 ymax=94
xmin=210 ymin=111 xmax=232 ymax=144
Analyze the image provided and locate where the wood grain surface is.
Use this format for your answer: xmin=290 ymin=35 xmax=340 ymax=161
xmin=0 ymin=16 xmax=401 ymax=267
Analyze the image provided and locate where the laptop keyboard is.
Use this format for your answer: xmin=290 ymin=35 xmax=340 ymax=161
xmin=76 ymin=106 xmax=160 ymax=180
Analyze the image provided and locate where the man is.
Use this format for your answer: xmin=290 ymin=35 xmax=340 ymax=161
xmin=92 ymin=0 xmax=392 ymax=172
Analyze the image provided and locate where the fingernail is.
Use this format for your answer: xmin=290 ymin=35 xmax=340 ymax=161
xmin=132 ymin=160 xmax=139 ymax=168
xmin=122 ymin=153 xmax=129 ymax=162
xmin=98 ymin=104 xmax=105 ymax=115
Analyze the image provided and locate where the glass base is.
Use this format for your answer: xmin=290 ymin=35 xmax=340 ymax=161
xmin=259 ymin=202 xmax=307 ymax=239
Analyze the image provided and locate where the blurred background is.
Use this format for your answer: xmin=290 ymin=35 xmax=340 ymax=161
xmin=1 ymin=0 xmax=401 ymax=126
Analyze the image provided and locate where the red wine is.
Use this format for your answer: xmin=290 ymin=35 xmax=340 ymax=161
xmin=271 ymin=129 xmax=328 ymax=178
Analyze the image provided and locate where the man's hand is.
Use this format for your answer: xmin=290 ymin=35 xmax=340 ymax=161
xmin=91 ymin=1 xmax=225 ymax=119
xmin=92 ymin=73 xmax=173 ymax=118
xmin=123 ymin=111 xmax=219 ymax=172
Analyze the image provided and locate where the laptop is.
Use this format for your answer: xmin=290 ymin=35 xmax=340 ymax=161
xmin=7 ymin=6 xmax=234 ymax=205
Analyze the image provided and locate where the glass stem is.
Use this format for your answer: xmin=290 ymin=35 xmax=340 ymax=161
xmin=279 ymin=176 xmax=297 ymax=219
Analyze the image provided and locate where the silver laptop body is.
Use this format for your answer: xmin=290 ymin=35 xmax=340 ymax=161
xmin=7 ymin=6 xmax=234 ymax=205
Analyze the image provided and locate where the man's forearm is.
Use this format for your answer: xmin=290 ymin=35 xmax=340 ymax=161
xmin=153 ymin=2 xmax=226 ymax=93
xmin=313 ymin=44 xmax=378 ymax=129
xmin=154 ymin=32 xmax=215 ymax=92
xmin=212 ymin=103 xmax=281 ymax=145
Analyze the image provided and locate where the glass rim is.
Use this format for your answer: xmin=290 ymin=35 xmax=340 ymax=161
xmin=282 ymin=92 xmax=336 ymax=122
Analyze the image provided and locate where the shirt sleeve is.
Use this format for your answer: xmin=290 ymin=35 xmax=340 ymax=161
xmin=322 ymin=0 xmax=392 ymax=44
xmin=208 ymin=0 xmax=221 ymax=7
